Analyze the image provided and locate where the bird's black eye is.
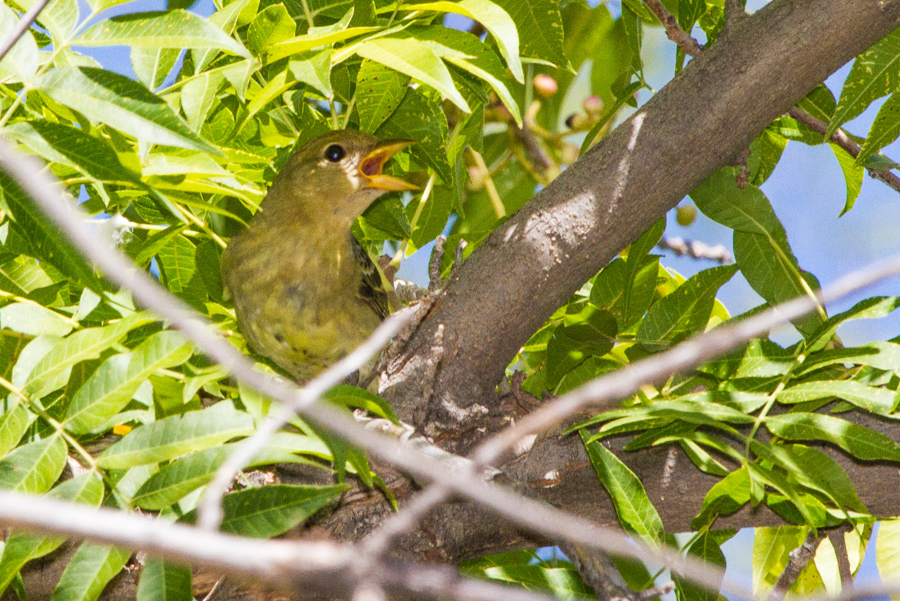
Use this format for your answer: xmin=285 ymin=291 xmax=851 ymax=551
xmin=324 ymin=144 xmax=346 ymax=162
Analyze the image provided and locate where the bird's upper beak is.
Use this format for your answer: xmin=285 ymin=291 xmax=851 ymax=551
xmin=359 ymin=140 xmax=419 ymax=192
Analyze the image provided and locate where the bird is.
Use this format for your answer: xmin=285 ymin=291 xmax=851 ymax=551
xmin=221 ymin=130 xmax=417 ymax=382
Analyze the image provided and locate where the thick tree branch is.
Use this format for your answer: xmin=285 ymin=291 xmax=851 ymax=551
xmin=383 ymin=0 xmax=900 ymax=432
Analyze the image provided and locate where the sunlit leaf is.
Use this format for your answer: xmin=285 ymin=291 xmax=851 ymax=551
xmin=34 ymin=67 xmax=219 ymax=154
xmin=50 ymin=543 xmax=131 ymax=601
xmin=828 ymin=29 xmax=900 ymax=138
xmin=581 ymin=430 xmax=663 ymax=542
xmin=406 ymin=0 xmax=523 ymax=82
xmin=97 ymin=402 xmax=254 ymax=469
xmin=77 ymin=10 xmax=250 ymax=57
xmin=355 ymin=36 xmax=470 ymax=112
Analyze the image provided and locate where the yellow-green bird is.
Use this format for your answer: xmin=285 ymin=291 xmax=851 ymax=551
xmin=221 ymin=130 xmax=417 ymax=381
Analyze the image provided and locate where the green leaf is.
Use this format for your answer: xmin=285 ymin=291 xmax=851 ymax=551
xmin=157 ymin=234 xmax=206 ymax=307
xmin=183 ymin=484 xmax=348 ymax=537
xmin=692 ymin=467 xmax=751 ymax=529
xmin=623 ymin=218 xmax=664 ymax=326
xmin=752 ymin=526 xmax=808 ymax=594
xmin=23 ymin=312 xmax=151 ymax=399
xmin=65 ymin=331 xmax=193 ymax=435
xmin=638 ymin=264 xmax=737 ymax=350
xmin=546 ymin=309 xmax=616 ymax=388
xmin=14 ymin=120 xmax=139 ymax=183
xmin=131 ymin=442 xmax=314 ymax=509
xmin=858 ymin=92 xmax=900 ymax=166
xmin=408 ymin=184 xmax=454 ymax=248
xmin=829 ymin=142 xmax=864 ymax=215
xmin=0 ymin=404 xmax=34 ymax=458
xmin=0 ymin=435 xmax=67 ymax=494
xmin=266 ymin=26 xmax=380 ymax=62
xmin=797 ymin=84 xmax=836 ymax=123
xmin=691 ymin=168 xmax=821 ymax=335
xmin=131 ymin=47 xmax=180 ymax=90
xmin=97 ymin=402 xmax=255 ymax=469
xmin=50 ymin=544 xmax=131 ymax=601
xmin=806 ymin=296 xmax=900 ymax=352
xmin=580 ymin=430 xmax=663 ymax=542
xmin=356 ymin=59 xmax=410 ymax=133
xmin=288 ymin=49 xmax=333 ymax=98
xmin=767 ymin=444 xmax=866 ymax=513
xmin=376 ymin=87 xmax=453 ymax=186
xmin=180 ymin=71 xmax=225 ymax=132
xmin=479 ymin=564 xmax=592 ymax=597
xmin=674 ymin=532 xmax=725 ymax=601
xmin=77 ymin=10 xmax=249 ymax=57
xmin=34 ymin=67 xmax=219 ymax=154
xmin=877 ymin=519 xmax=900 ymax=585
xmin=18 ymin=0 xmax=78 ymax=39
xmin=322 ymin=385 xmax=397 ymax=421
xmin=246 ymin=4 xmax=295 ymax=55
xmin=828 ymin=29 xmax=900 ymax=138
xmin=488 ymin=0 xmax=566 ymax=68
xmin=0 ymin=475 xmax=103 ymax=596
xmin=355 ymin=36 xmax=471 ymax=113
xmin=0 ymin=302 xmax=74 ymax=337
xmin=407 ymin=0 xmax=523 ymax=82
xmin=0 ymin=4 xmax=38 ymax=82
xmin=136 ymin=558 xmax=192 ymax=601
xmin=765 ymin=413 xmax=900 ymax=462
xmin=0 ymin=172 xmax=103 ymax=291
xmin=777 ymin=380 xmax=896 ymax=416
xmin=797 ymin=341 xmax=900 ymax=375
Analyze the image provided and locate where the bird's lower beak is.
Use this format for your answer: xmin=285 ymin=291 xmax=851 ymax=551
xmin=360 ymin=140 xmax=419 ymax=191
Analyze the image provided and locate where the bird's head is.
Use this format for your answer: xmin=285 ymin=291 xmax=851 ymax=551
xmin=264 ymin=130 xmax=417 ymax=225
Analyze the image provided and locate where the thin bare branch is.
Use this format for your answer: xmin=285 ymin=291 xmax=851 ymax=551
xmin=473 ymin=253 xmax=900 ymax=467
xmin=642 ymin=0 xmax=703 ymax=57
xmin=788 ymin=107 xmax=900 ymax=194
xmin=0 ymin=490 xmax=352 ymax=586
xmin=827 ymin=526 xmax=854 ymax=587
xmin=0 ymin=0 xmax=50 ymax=63
xmin=643 ymin=0 xmax=900 ymax=198
xmin=360 ymin=483 xmax=451 ymax=557
xmin=0 ymin=491 xmax=567 ymax=601
xmin=0 ymin=140 xmax=742 ymax=597
xmin=767 ymin=530 xmax=824 ymax=601
xmin=657 ymin=236 xmax=733 ymax=263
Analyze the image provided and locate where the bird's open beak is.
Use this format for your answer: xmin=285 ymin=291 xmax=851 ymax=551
xmin=360 ymin=140 xmax=419 ymax=191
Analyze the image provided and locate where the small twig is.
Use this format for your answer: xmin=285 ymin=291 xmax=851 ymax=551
xmin=0 ymin=0 xmax=51 ymax=63
xmin=788 ymin=107 xmax=900 ymax=194
xmin=827 ymin=526 xmax=854 ymax=587
xmin=429 ymin=235 xmax=447 ymax=291
xmin=360 ymin=483 xmax=452 ymax=557
xmin=724 ymin=0 xmax=747 ymax=24
xmin=657 ymin=236 xmax=733 ymax=263
xmin=468 ymin=148 xmax=506 ymax=219
xmin=766 ymin=530 xmax=824 ymax=601
xmin=454 ymin=239 xmax=468 ymax=274
xmin=641 ymin=0 xmax=703 ymax=57
xmin=200 ymin=578 xmax=224 ymax=601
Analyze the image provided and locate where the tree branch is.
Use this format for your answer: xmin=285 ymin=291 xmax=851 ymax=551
xmin=787 ymin=107 xmax=900 ymax=194
xmin=382 ymin=0 xmax=900 ymax=433
xmin=767 ymin=530 xmax=824 ymax=601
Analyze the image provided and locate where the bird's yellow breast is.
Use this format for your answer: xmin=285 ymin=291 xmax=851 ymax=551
xmin=222 ymin=222 xmax=382 ymax=381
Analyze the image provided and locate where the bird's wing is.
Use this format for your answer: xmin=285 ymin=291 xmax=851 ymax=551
xmin=350 ymin=236 xmax=392 ymax=320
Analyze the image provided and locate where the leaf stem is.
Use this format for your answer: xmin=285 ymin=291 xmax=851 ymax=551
xmin=468 ymin=147 xmax=505 ymax=219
